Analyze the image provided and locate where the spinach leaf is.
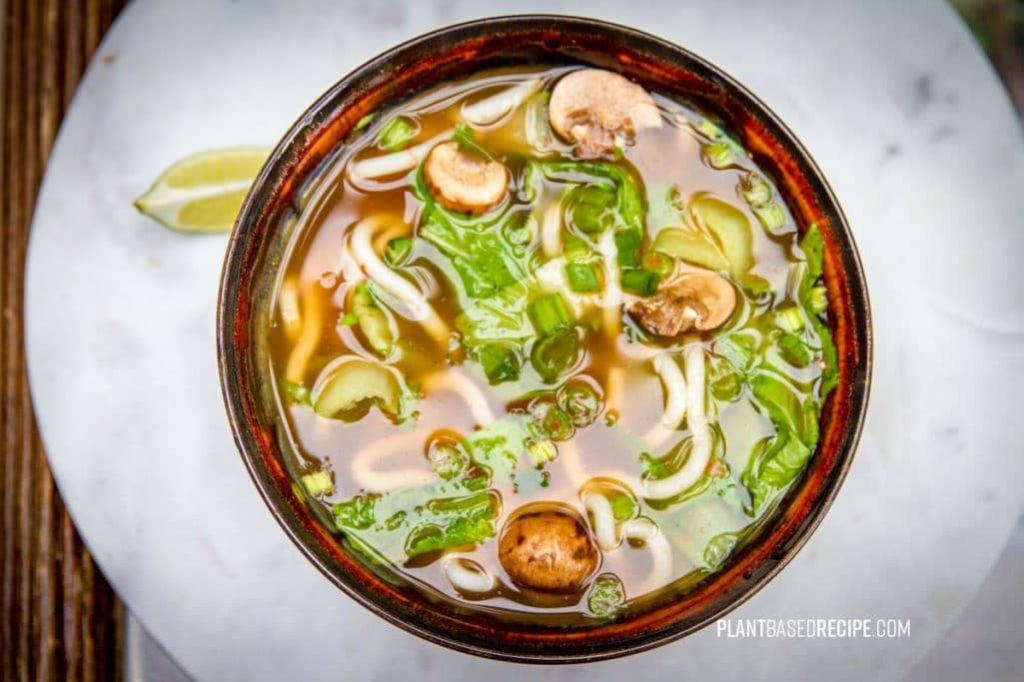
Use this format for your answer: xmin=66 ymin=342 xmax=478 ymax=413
xmin=741 ymin=430 xmax=811 ymax=514
xmin=333 ymin=476 xmax=496 ymax=564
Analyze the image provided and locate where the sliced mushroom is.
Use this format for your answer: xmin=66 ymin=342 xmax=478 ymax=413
xmin=548 ymin=69 xmax=661 ymax=158
xmin=423 ymin=141 xmax=508 ymax=214
xmin=628 ymin=265 xmax=737 ymax=337
xmin=498 ymin=505 xmax=599 ymax=592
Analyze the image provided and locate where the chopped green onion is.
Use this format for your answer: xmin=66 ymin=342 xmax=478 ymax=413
xmin=703 ymin=141 xmax=733 ymax=169
xmin=775 ymin=304 xmax=805 ymax=334
xmin=565 ymin=262 xmax=602 ymax=293
xmin=740 ymin=174 xmax=772 ymax=207
xmin=697 ymin=118 xmax=724 ymax=140
xmin=384 ymin=236 xmax=413 ymax=266
xmin=609 ymin=493 xmax=637 ymax=521
xmin=557 ymin=378 xmax=604 ymax=427
xmin=807 ymin=285 xmax=828 ymax=314
xmin=376 ymin=115 xmax=418 ymax=152
xmin=339 ymin=312 xmax=358 ymax=327
xmin=476 ymin=344 xmax=521 ymax=384
xmin=530 ymin=328 xmax=580 ymax=384
xmin=353 ymin=113 xmax=376 ymax=132
xmin=620 ymin=268 xmax=661 ymax=296
xmin=563 ymin=234 xmax=592 ymax=262
xmin=427 ymin=442 xmax=468 ymax=481
xmin=778 ymin=332 xmax=812 ymax=368
xmin=528 ymin=293 xmax=573 ymax=337
xmin=282 ymin=379 xmax=312 ymax=406
xmin=753 ymin=203 xmax=787 ymax=234
xmin=527 ymin=439 xmax=558 ymax=466
xmin=528 ymin=400 xmax=575 ymax=441
xmin=587 ymin=574 xmax=626 ymax=620
xmin=301 ymin=470 xmax=334 ymax=497
xmin=641 ymin=250 xmax=675 ymax=277
xmin=566 ymin=184 xmax=616 ymax=234
xmin=351 ymin=283 xmax=393 ymax=356
xmin=614 ymin=229 xmax=643 ymax=268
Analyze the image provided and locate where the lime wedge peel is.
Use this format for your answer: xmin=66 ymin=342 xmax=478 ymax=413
xmin=133 ymin=147 xmax=271 ymax=233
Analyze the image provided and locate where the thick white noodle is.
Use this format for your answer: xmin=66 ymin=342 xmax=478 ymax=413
xmin=284 ymin=281 xmax=322 ymax=382
xmin=422 ymin=371 xmax=496 ymax=427
xmin=597 ymin=230 xmax=623 ymax=339
xmin=642 ymin=343 xmax=712 ymax=500
xmin=350 ymin=430 xmax=434 ymax=492
xmin=349 ymin=217 xmax=448 ymax=342
xmin=621 ymin=517 xmax=673 ymax=595
xmin=582 ymin=491 xmax=619 ymax=551
xmin=348 ymin=130 xmax=450 ymax=180
xmin=540 ymin=201 xmax=562 ymax=259
xmin=462 ymin=78 xmax=542 ymax=126
xmin=443 ymin=557 xmax=496 ymax=593
xmin=278 ymin=276 xmax=302 ymax=342
xmin=643 ymin=354 xmax=688 ymax=447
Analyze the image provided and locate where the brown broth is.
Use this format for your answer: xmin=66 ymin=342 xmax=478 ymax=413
xmin=266 ymin=65 xmax=827 ymax=626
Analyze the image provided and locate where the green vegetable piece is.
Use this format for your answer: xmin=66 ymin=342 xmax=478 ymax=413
xmin=641 ymin=250 xmax=675 ymax=277
xmin=566 ymin=262 xmax=602 ymax=293
xmin=614 ymin=229 xmax=643 ymax=268
xmin=334 ymin=494 xmax=379 ymax=531
xmin=557 ymin=378 xmax=604 ymax=428
xmin=530 ymin=328 xmax=580 ymax=384
xmin=301 ymin=470 xmax=333 ymax=497
xmin=689 ymin=195 xmax=754 ymax=277
xmin=527 ymin=440 xmax=558 ymax=466
xmin=653 ymin=227 xmax=730 ymax=273
xmin=351 ymin=283 xmax=394 ymax=356
xmin=609 ymin=493 xmax=637 ymax=522
xmin=476 ymin=343 xmax=521 ymax=384
xmin=620 ymin=268 xmax=661 ymax=296
xmin=376 ymin=115 xmax=418 ymax=152
xmin=339 ymin=312 xmax=358 ymax=327
xmin=775 ymin=303 xmax=805 ymax=334
xmin=312 ymin=359 xmax=401 ymax=420
xmin=567 ymin=184 xmax=617 ymax=234
xmin=384 ymin=236 xmax=413 ymax=266
xmin=703 ymin=141 xmax=734 ymax=169
xmin=427 ymin=441 xmax=469 ymax=481
xmin=777 ymin=332 xmax=813 ymax=368
xmin=800 ymin=224 xmax=825 ymax=279
xmin=528 ymin=293 xmax=573 ymax=337
xmin=753 ymin=203 xmax=788 ymax=234
xmin=751 ymin=371 xmax=812 ymax=447
xmin=529 ymin=399 xmax=576 ymax=441
xmin=807 ymin=285 xmax=828 ymax=314
xmin=405 ymin=490 xmax=497 ymax=557
xmin=563 ymin=234 xmax=593 ymax=262
xmin=739 ymin=174 xmax=772 ymax=207
xmin=810 ymin=315 xmax=839 ymax=397
xmin=587 ymin=574 xmax=626 ymax=620
xmin=451 ymin=123 xmax=491 ymax=160
xmin=704 ymin=532 xmax=740 ymax=568
xmin=281 ymin=379 xmax=312 ymax=406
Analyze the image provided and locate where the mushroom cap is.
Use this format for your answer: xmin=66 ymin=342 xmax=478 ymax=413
xmin=498 ymin=505 xmax=599 ymax=592
xmin=628 ymin=264 xmax=737 ymax=337
xmin=423 ymin=141 xmax=508 ymax=215
xmin=548 ymin=69 xmax=662 ymax=159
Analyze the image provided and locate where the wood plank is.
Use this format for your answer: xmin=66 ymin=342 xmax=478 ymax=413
xmin=1 ymin=0 xmax=128 ymax=679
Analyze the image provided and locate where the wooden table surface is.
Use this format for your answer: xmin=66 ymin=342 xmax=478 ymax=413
xmin=1 ymin=1 xmax=127 ymax=680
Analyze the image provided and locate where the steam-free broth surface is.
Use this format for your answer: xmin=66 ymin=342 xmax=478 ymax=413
xmin=267 ymin=66 xmax=836 ymax=625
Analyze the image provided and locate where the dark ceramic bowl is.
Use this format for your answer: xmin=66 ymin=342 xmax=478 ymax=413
xmin=218 ymin=15 xmax=872 ymax=663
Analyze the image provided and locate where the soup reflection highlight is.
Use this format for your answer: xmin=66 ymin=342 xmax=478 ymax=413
xmin=269 ymin=66 xmax=836 ymax=625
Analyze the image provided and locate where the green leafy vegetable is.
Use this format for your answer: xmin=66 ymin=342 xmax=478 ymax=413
xmin=566 ymin=184 xmax=617 ymax=234
xmin=452 ymin=123 xmax=492 ymax=160
xmin=376 ymin=116 xmax=418 ymax=152
xmin=332 ymin=476 xmax=497 ymax=564
xmin=704 ymin=531 xmax=740 ymax=568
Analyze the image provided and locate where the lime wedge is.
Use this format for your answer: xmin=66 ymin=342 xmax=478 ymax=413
xmin=133 ymin=147 xmax=270 ymax=233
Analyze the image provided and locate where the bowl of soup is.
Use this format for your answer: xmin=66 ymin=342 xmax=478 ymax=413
xmin=218 ymin=15 xmax=871 ymax=662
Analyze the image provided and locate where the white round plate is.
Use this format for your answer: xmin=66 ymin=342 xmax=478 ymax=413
xmin=25 ymin=1 xmax=1024 ymax=680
